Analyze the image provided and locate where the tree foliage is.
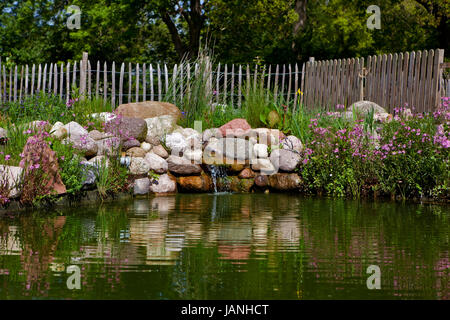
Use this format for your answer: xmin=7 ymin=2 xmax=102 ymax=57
xmin=0 ymin=0 xmax=448 ymax=65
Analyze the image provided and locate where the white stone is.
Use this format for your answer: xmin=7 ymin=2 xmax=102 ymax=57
xmin=144 ymin=115 xmax=177 ymax=145
xmin=149 ymin=174 xmax=176 ymax=193
xmin=270 ymin=149 xmax=301 ymax=172
xmin=50 ymin=122 xmax=67 ymax=140
xmin=140 ymin=142 xmax=152 ymax=152
xmin=202 ymin=128 xmax=222 ymax=142
xmin=183 ymin=149 xmax=203 ymax=163
xmin=63 ymin=122 xmax=99 ymax=156
xmin=144 ymin=152 xmax=168 ymax=174
xmin=129 ymin=157 xmax=151 ymax=175
xmin=164 ymin=132 xmax=188 ymax=155
xmin=253 ymin=144 xmax=268 ymax=159
xmin=281 ymin=135 xmax=303 ymax=153
xmin=251 ymin=158 xmax=276 ymax=175
xmin=152 ymin=144 xmax=169 ymax=159
xmin=133 ymin=178 xmax=150 ymax=195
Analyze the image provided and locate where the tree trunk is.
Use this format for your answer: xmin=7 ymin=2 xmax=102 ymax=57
xmin=292 ymin=0 xmax=307 ymax=52
xmin=160 ymin=0 xmax=205 ymax=60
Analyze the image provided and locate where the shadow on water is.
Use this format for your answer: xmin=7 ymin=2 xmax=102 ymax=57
xmin=0 ymin=194 xmax=448 ymax=299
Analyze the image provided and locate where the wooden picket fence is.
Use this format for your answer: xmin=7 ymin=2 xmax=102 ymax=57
xmin=0 ymin=49 xmax=446 ymax=113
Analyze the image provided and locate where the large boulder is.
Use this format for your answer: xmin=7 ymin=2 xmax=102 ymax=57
xmin=104 ymin=116 xmax=147 ymax=142
xmin=351 ymin=101 xmax=387 ymax=118
xmin=116 ymin=101 xmax=182 ymax=121
xmin=219 ymin=118 xmax=251 ymax=137
xmin=270 ymin=149 xmax=301 ymax=172
xmin=268 ymin=173 xmax=301 ymax=190
xmin=204 ymin=138 xmax=255 ymax=161
xmin=145 ymin=115 xmax=178 ymax=145
xmin=177 ymin=174 xmax=212 ymax=192
xmin=0 ymin=165 xmax=23 ymax=198
xmin=149 ymin=173 xmax=177 ymax=194
xmin=167 ymin=155 xmax=202 ymax=175
xmin=144 ymin=152 xmax=168 ymax=174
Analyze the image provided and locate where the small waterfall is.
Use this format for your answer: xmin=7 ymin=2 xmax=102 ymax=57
xmin=207 ymin=165 xmax=228 ymax=193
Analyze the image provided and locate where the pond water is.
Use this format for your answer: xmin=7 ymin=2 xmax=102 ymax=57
xmin=0 ymin=194 xmax=448 ymax=300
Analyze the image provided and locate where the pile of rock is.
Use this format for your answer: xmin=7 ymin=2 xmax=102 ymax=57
xmin=1 ymin=101 xmax=307 ymax=200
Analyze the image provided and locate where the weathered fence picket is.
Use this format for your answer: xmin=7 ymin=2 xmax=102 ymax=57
xmin=0 ymin=49 xmax=446 ymax=112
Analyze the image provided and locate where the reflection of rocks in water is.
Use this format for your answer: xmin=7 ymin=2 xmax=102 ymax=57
xmin=165 ymin=233 xmax=185 ymax=252
xmin=128 ymin=217 xmax=180 ymax=265
xmin=129 ymin=218 xmax=167 ymax=245
xmin=218 ymin=223 xmax=252 ymax=244
xmin=217 ymin=222 xmax=252 ymax=262
xmin=218 ymin=245 xmax=251 ymax=263
xmin=177 ymin=196 xmax=208 ymax=214
xmin=251 ymin=212 xmax=273 ymax=255
xmin=272 ymin=215 xmax=301 ymax=247
xmin=0 ymin=226 xmax=21 ymax=255
xmin=150 ymin=196 xmax=176 ymax=214
xmin=132 ymin=199 xmax=151 ymax=215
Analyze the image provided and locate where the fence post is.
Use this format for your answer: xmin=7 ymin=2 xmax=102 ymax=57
xmin=80 ymin=52 xmax=88 ymax=100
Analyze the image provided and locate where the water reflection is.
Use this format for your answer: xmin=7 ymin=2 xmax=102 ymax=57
xmin=0 ymin=194 xmax=448 ymax=299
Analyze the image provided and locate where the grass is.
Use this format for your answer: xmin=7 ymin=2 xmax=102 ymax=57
xmin=164 ymin=46 xmax=216 ymax=129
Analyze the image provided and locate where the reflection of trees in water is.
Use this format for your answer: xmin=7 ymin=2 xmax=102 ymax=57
xmin=293 ymin=199 xmax=450 ymax=299
xmin=0 ymin=214 xmax=66 ymax=297
xmin=0 ymin=196 xmax=448 ymax=299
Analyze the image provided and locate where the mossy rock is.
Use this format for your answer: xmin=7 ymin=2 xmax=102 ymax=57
xmin=230 ymin=176 xmax=254 ymax=193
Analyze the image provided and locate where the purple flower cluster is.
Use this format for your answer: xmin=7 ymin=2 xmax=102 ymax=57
xmin=434 ymin=125 xmax=450 ymax=149
xmin=66 ymin=98 xmax=79 ymax=109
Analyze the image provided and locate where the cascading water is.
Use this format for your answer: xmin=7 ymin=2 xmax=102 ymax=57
xmin=207 ymin=165 xmax=229 ymax=193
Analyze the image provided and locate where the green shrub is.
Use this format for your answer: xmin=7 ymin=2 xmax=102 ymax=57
xmin=376 ymin=113 xmax=449 ymax=199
